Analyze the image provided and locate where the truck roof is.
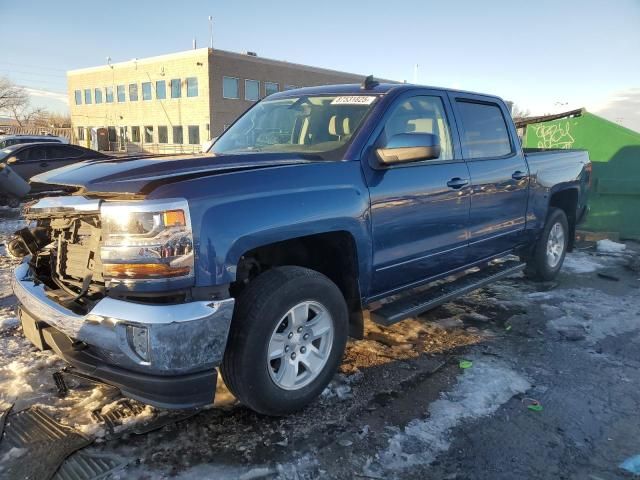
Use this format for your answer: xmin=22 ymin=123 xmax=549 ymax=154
xmin=269 ymin=82 xmax=505 ymax=103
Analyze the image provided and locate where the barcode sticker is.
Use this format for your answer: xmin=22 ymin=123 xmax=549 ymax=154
xmin=331 ymin=96 xmax=377 ymax=105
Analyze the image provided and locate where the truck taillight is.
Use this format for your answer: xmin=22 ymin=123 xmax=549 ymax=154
xmin=585 ymin=162 xmax=592 ymax=188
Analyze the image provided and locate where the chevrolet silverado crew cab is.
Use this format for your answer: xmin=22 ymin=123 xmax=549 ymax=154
xmin=10 ymin=80 xmax=590 ymax=415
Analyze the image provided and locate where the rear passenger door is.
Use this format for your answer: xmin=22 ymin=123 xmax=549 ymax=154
xmin=450 ymin=94 xmax=529 ymax=260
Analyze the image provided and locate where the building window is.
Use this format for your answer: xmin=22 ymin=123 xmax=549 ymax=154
xmin=129 ymin=83 xmax=138 ymax=101
xmin=142 ymin=82 xmax=152 ymax=100
xmin=105 ymin=86 xmax=114 ymax=103
xmin=74 ymin=90 xmax=82 ymax=105
xmin=94 ymin=88 xmax=103 ymax=104
xmin=117 ymin=85 xmax=125 ymax=102
xmin=188 ymin=125 xmax=200 ymax=144
xmin=144 ymin=126 xmax=153 ymax=143
xmin=77 ymin=127 xmax=85 ymax=141
xmin=245 ymin=79 xmax=260 ymax=101
xmin=156 ymin=80 xmax=166 ymax=99
xmin=186 ymin=77 xmax=198 ymax=97
xmin=170 ymin=79 xmax=181 ymax=98
xmin=158 ymin=126 xmax=168 ymax=143
xmin=84 ymin=89 xmax=92 ymax=104
xmin=172 ymin=126 xmax=183 ymax=144
xmin=223 ymin=76 xmax=239 ymax=99
xmin=131 ymin=126 xmax=141 ymax=143
xmin=265 ymin=82 xmax=279 ymax=96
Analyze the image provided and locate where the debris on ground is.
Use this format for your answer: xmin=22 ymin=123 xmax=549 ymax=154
xmin=619 ymin=454 xmax=640 ymax=475
xmin=0 ymin=407 xmax=91 ymax=480
xmin=597 ymin=272 xmax=620 ymax=281
xmin=459 ymin=360 xmax=473 ymax=369
xmin=522 ymin=398 xmax=544 ymax=412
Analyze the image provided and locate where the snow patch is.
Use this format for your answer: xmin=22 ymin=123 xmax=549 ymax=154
xmin=596 ymin=239 xmax=626 ymax=253
xmin=561 ymin=252 xmax=604 ymax=273
xmin=370 ymin=359 xmax=530 ymax=472
xmin=542 ymin=288 xmax=640 ymax=342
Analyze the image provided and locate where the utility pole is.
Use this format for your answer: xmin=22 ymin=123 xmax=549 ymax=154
xmin=208 ymin=16 xmax=213 ymax=49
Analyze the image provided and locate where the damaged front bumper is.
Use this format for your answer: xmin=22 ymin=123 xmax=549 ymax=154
xmin=11 ymin=261 xmax=235 ymax=409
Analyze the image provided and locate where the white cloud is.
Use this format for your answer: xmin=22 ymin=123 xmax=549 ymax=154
xmin=588 ymin=88 xmax=640 ymax=133
xmin=23 ymin=87 xmax=68 ymax=105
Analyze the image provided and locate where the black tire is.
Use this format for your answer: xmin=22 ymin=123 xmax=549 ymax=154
xmin=523 ymin=207 xmax=569 ymax=281
xmin=221 ymin=266 xmax=348 ymax=416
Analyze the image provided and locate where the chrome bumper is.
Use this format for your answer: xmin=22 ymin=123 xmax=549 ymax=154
xmin=11 ymin=262 xmax=234 ymax=376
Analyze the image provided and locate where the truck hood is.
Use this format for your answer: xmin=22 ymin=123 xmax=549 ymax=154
xmin=31 ymin=153 xmax=318 ymax=195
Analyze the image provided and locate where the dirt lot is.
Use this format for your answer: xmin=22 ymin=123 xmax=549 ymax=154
xmin=1 ymin=205 xmax=640 ymax=479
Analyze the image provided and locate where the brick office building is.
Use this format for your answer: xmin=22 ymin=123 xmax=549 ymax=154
xmin=67 ymin=48 xmax=365 ymax=153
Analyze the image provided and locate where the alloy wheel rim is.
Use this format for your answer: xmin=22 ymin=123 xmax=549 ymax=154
xmin=267 ymin=301 xmax=334 ymax=390
xmin=546 ymin=222 xmax=565 ymax=268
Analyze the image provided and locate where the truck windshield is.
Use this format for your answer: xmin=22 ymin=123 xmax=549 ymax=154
xmin=211 ymin=95 xmax=378 ymax=159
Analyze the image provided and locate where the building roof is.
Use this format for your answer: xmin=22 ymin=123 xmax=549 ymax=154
xmin=514 ymin=108 xmax=585 ymax=128
xmin=67 ymin=47 xmax=370 ymax=80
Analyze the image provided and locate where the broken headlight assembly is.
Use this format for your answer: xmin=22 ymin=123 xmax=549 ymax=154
xmin=100 ymin=199 xmax=194 ymax=283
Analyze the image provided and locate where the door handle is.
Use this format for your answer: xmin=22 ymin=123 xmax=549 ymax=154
xmin=512 ymin=170 xmax=528 ymax=180
xmin=40 ymin=162 xmax=48 ymax=167
xmin=446 ymin=177 xmax=469 ymax=189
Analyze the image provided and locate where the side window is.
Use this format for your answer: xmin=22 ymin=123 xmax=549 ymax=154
xmin=20 ymin=147 xmax=47 ymax=161
xmin=47 ymin=146 xmax=82 ymax=159
xmin=456 ymin=101 xmax=512 ymax=159
xmin=382 ymin=95 xmax=454 ymax=161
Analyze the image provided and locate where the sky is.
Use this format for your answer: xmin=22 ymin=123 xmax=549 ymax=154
xmin=1 ymin=0 xmax=639 ymax=131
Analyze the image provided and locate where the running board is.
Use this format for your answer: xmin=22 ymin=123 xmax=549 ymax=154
xmin=370 ymin=260 xmax=525 ymax=327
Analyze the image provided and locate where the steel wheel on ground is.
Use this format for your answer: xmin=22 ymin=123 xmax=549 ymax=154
xmin=523 ymin=207 xmax=569 ymax=281
xmin=221 ymin=266 xmax=348 ymax=416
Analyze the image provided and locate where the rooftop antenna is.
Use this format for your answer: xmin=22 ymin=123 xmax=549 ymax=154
xmin=208 ymin=15 xmax=213 ymax=48
xmin=413 ymin=63 xmax=419 ymax=84
xmin=361 ymin=75 xmax=379 ymax=90
xmin=106 ymin=56 xmax=113 ymax=69
xmin=193 ymin=37 xmax=197 ymax=49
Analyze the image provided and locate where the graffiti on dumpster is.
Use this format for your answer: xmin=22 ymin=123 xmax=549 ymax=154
xmin=532 ymin=122 xmax=575 ymax=149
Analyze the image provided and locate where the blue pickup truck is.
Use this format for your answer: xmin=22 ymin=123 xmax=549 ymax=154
xmin=10 ymin=80 xmax=590 ymax=415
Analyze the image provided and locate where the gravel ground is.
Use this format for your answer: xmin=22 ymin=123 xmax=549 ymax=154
xmin=1 ymin=205 xmax=639 ymax=479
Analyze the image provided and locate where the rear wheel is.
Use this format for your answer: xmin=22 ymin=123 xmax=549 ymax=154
xmin=523 ymin=207 xmax=569 ymax=281
xmin=221 ymin=266 xmax=348 ymax=416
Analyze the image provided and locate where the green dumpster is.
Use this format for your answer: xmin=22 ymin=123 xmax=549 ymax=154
xmin=522 ymin=111 xmax=640 ymax=239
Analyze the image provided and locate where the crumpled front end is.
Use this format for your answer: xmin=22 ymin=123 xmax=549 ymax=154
xmin=10 ymin=196 xmax=235 ymax=409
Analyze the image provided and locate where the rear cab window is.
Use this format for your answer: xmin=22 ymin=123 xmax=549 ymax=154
xmin=455 ymin=100 xmax=513 ymax=159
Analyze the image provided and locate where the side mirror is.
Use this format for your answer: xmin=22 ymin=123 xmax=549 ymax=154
xmin=7 ymin=156 xmax=18 ymax=164
xmin=376 ymin=133 xmax=441 ymax=166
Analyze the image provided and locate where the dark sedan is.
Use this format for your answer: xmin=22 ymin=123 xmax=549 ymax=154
xmin=0 ymin=143 xmax=109 ymax=191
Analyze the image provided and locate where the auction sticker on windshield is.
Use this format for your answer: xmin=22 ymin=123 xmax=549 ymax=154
xmin=331 ymin=96 xmax=377 ymax=105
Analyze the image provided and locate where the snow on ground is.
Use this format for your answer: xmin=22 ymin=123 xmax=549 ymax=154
xmin=543 ymin=287 xmax=640 ymax=342
xmin=365 ymin=358 xmax=530 ymax=475
xmin=561 ymin=251 xmax=607 ymax=273
xmin=596 ymin=239 xmax=627 ymax=253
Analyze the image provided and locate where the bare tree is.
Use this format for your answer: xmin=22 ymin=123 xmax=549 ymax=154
xmin=48 ymin=112 xmax=71 ymax=128
xmin=0 ymin=77 xmax=28 ymax=113
xmin=511 ymin=104 xmax=531 ymax=120
xmin=0 ymin=76 xmax=51 ymax=127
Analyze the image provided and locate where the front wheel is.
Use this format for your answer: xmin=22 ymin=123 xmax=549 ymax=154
xmin=221 ymin=266 xmax=348 ymax=416
xmin=523 ymin=207 xmax=569 ymax=281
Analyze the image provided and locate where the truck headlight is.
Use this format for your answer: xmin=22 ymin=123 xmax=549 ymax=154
xmin=100 ymin=199 xmax=194 ymax=281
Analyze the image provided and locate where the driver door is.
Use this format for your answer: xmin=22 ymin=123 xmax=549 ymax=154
xmin=362 ymin=92 xmax=471 ymax=298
